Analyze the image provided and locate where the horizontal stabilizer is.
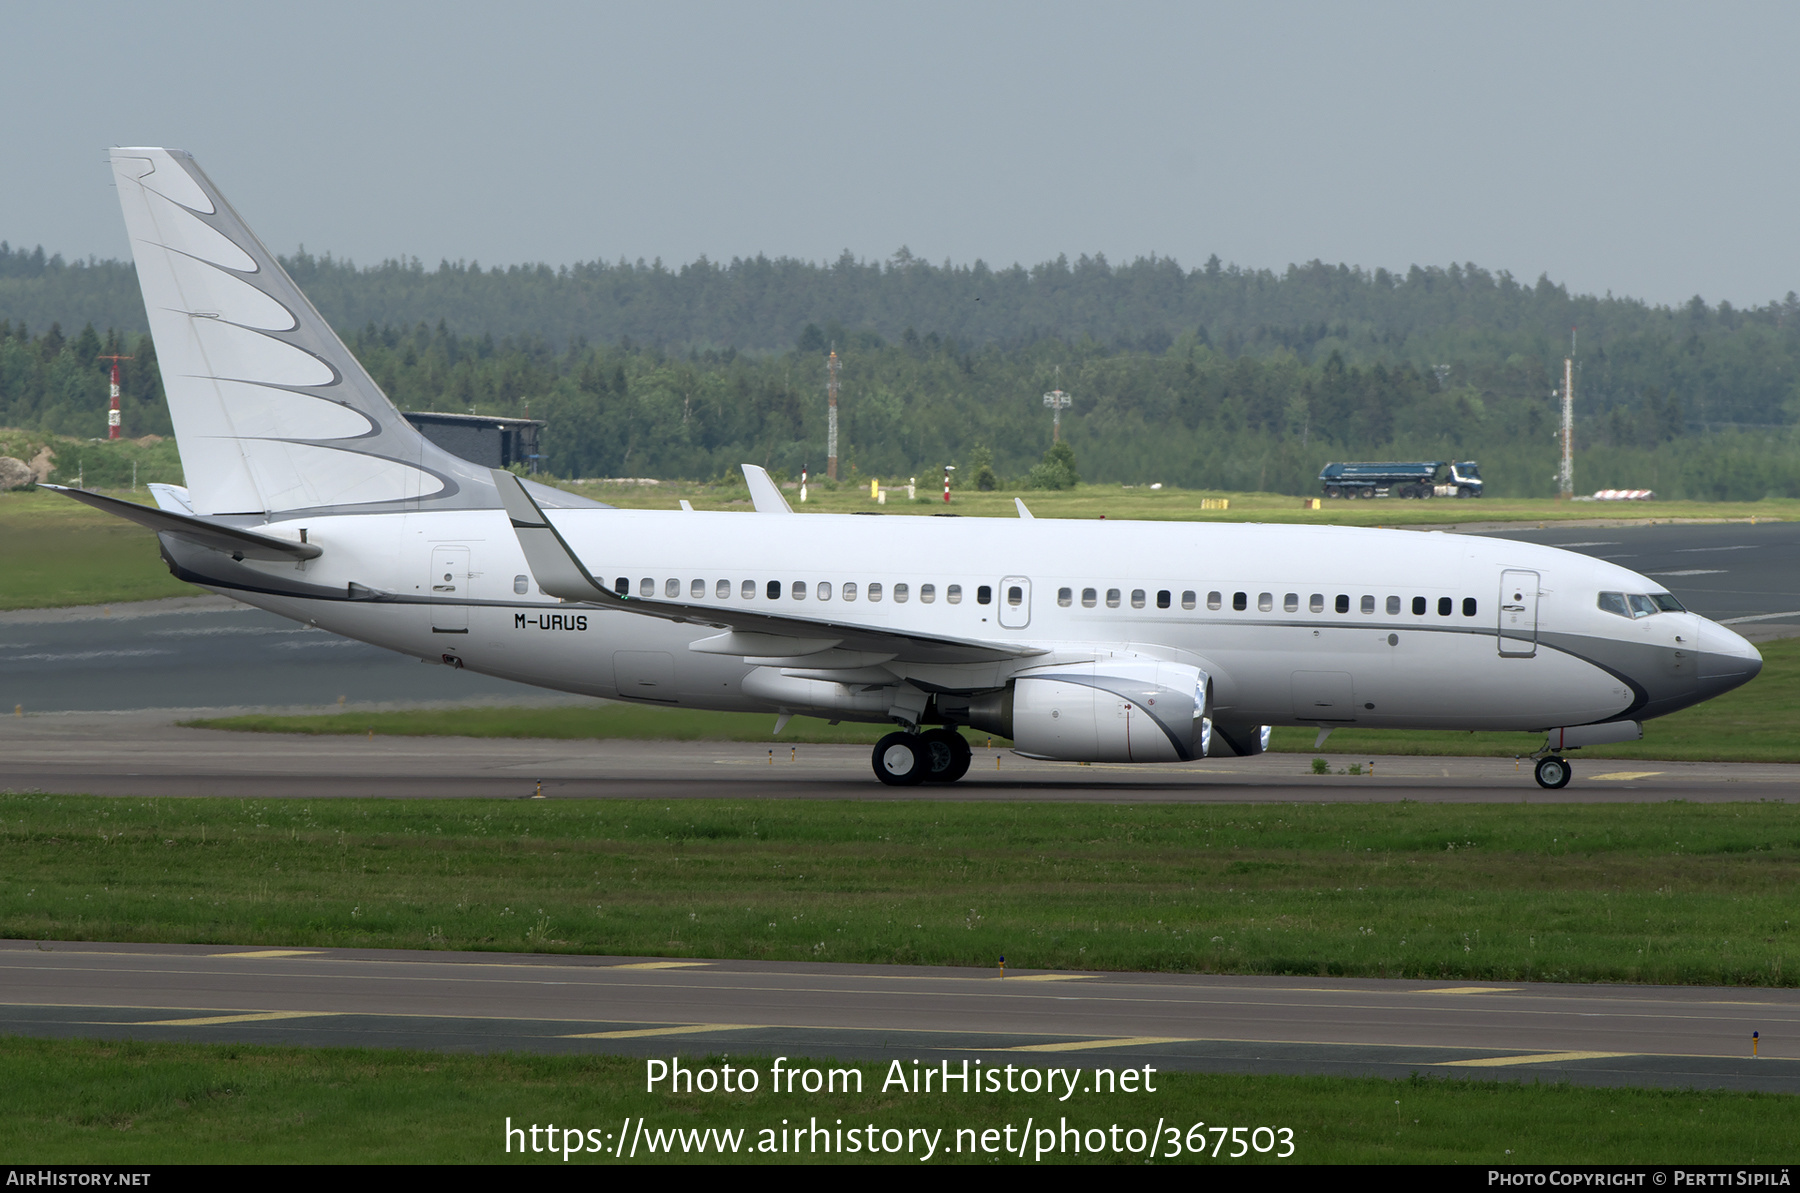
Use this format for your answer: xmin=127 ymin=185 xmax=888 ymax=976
xmin=45 ymin=485 xmax=322 ymax=561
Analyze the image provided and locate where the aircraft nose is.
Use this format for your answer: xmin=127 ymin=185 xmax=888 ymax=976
xmin=1698 ymin=620 xmax=1763 ymax=701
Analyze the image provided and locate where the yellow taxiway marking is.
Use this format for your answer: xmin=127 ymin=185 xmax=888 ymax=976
xmin=206 ymin=950 xmax=322 ymax=959
xmin=564 ymin=1023 xmax=752 ymax=1040
xmin=1438 ymin=1051 xmax=1635 ymax=1068
xmin=132 ymin=1010 xmax=336 ymax=1027
xmin=1002 ymin=974 xmax=1095 ymax=982
xmin=1588 ymin=772 xmax=1665 ymax=782
xmin=610 ymin=961 xmax=711 ymax=971
xmin=1004 ymin=1036 xmax=1193 ymax=1053
xmin=1418 ymin=986 xmax=1520 ymax=995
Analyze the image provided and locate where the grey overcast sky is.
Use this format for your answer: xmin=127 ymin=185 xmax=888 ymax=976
xmin=1 ymin=1 xmax=1794 ymax=308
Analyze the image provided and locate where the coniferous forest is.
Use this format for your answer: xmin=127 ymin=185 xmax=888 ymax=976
xmin=3 ymin=239 xmax=1798 ymax=498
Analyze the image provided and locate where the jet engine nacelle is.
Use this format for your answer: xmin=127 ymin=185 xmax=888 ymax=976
xmin=971 ymin=659 xmax=1212 ymax=762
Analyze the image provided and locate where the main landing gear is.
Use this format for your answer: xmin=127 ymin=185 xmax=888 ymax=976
xmin=872 ymin=728 xmax=973 ymax=786
xmin=1533 ymin=755 xmax=1573 ymax=789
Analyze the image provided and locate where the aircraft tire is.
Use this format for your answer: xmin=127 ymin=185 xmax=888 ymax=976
xmin=873 ymin=732 xmax=927 ymax=786
xmin=919 ymin=728 xmax=972 ymax=783
xmin=1534 ymin=755 xmax=1573 ymax=789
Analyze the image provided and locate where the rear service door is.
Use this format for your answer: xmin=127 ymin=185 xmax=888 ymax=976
xmin=431 ymin=545 xmax=471 ymax=633
xmin=999 ymin=577 xmax=1031 ymax=628
xmin=1498 ymin=569 xmax=1539 ymax=657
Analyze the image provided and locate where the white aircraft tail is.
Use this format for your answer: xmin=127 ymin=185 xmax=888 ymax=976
xmin=110 ymin=147 xmax=533 ymax=517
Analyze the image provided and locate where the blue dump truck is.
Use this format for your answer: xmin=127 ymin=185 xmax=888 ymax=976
xmin=1318 ymin=460 xmax=1483 ymax=499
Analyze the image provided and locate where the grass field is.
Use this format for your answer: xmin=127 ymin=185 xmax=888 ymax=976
xmin=186 ymin=636 xmax=1800 ymax=762
xmin=0 ymin=1037 xmax=1791 ymax=1164
xmin=0 ymin=487 xmax=200 ymax=610
xmin=4 ymin=795 xmax=1796 ymax=985
xmin=1 ymin=479 xmax=1786 ymax=610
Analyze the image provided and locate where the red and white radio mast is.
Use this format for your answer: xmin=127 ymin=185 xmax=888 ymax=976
xmin=98 ymin=354 xmax=132 ymax=439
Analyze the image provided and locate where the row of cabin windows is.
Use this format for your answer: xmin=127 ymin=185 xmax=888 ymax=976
xmin=610 ymin=577 xmax=1000 ymax=606
xmin=1053 ymin=587 xmax=1479 ymax=618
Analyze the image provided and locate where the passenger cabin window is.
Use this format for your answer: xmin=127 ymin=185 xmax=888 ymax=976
xmin=1386 ymin=596 xmax=1401 ymax=615
xmin=818 ymin=581 xmax=832 ymax=601
xmin=1335 ymin=595 xmax=1350 ymax=614
xmin=920 ymin=583 xmax=936 ymax=604
xmin=640 ymin=578 xmax=654 ymax=597
xmin=1157 ymin=590 xmax=1171 ymax=609
xmin=1258 ymin=592 xmax=1273 ymax=612
xmin=1412 ymin=596 xmax=1426 ymax=615
xmin=894 ymin=583 xmax=910 ymax=603
xmin=1207 ymin=591 xmax=1222 ymax=610
xmin=1462 ymin=597 xmax=1478 ymax=617
xmin=1438 ymin=596 xmax=1452 ymax=616
xmin=1130 ymin=589 xmax=1146 ymax=609
xmin=791 ymin=580 xmax=806 ymax=599
xmin=869 ymin=582 xmax=884 ymax=602
xmin=977 ymin=585 xmax=992 ymax=605
xmin=1082 ymin=588 xmax=1098 ymax=608
xmin=665 ymin=579 xmax=680 ymax=598
xmin=947 ymin=584 xmax=962 ymax=605
xmin=615 ymin=577 xmax=629 ymax=596
xmin=1284 ymin=593 xmax=1298 ymax=612
xmin=1233 ymin=592 xmax=1247 ymax=611
xmin=742 ymin=579 xmax=755 ymax=600
xmin=514 ymin=575 xmax=529 ymax=595
xmin=843 ymin=582 xmax=858 ymax=601
xmin=1361 ymin=595 xmax=1375 ymax=614
xmin=691 ymin=579 xmax=705 ymax=598
xmin=716 ymin=579 xmax=730 ymax=599
xmin=1007 ymin=585 xmax=1024 ymax=606
xmin=1309 ymin=594 xmax=1324 ymax=612
xmin=1106 ymin=588 xmax=1121 ymax=608
xmin=1057 ymin=587 xmax=1073 ymax=607
xmin=1181 ymin=591 xmax=1196 ymax=610
xmin=766 ymin=580 xmax=780 ymax=600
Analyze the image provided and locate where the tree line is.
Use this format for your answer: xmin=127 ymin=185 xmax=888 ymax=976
xmin=6 ymin=312 xmax=1797 ymax=501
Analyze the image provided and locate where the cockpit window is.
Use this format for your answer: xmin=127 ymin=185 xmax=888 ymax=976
xmin=1599 ymin=591 xmax=1673 ymax=619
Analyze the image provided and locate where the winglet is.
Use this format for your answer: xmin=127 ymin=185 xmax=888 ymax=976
xmin=491 ymin=469 xmax=614 ymax=602
xmin=741 ymin=464 xmax=795 ymax=514
xmin=1015 ymin=498 xmax=1035 ymax=519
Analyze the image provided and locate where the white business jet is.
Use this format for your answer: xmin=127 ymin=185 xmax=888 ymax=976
xmin=54 ymin=148 xmax=1763 ymax=789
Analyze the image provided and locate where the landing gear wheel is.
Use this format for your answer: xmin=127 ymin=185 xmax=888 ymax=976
xmin=919 ymin=728 xmax=972 ymax=783
xmin=872 ymin=732 xmax=926 ymax=786
xmin=1534 ymin=755 xmax=1572 ymax=789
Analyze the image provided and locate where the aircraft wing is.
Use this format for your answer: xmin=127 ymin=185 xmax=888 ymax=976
xmin=493 ymin=470 xmax=1042 ymax=667
xmin=44 ymin=484 xmax=322 ymax=562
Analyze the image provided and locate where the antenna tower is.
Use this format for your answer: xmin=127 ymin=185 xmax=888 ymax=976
xmin=826 ymin=346 xmax=840 ymax=480
xmin=98 ymin=354 xmax=132 ymax=440
xmin=1557 ymin=328 xmax=1575 ymax=500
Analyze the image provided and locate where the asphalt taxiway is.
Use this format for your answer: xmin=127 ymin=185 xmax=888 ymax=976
xmin=3 ymin=710 xmax=1795 ymax=800
xmin=4 ymin=941 xmax=1794 ymax=1093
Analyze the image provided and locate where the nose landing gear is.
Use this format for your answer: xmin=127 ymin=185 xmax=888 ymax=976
xmin=1533 ymin=755 xmax=1572 ymax=789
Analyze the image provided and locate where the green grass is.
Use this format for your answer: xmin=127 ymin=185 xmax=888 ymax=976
xmin=4 ymin=795 xmax=1797 ymax=985
xmin=186 ymin=637 xmax=1800 ymax=762
xmin=0 ymin=1037 xmax=1791 ymax=1164
xmin=0 ymin=487 xmax=200 ymax=610
xmin=566 ymin=474 xmax=1799 ymax=527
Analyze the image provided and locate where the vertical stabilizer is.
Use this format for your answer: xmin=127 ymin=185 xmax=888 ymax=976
xmin=109 ymin=147 xmax=499 ymax=516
